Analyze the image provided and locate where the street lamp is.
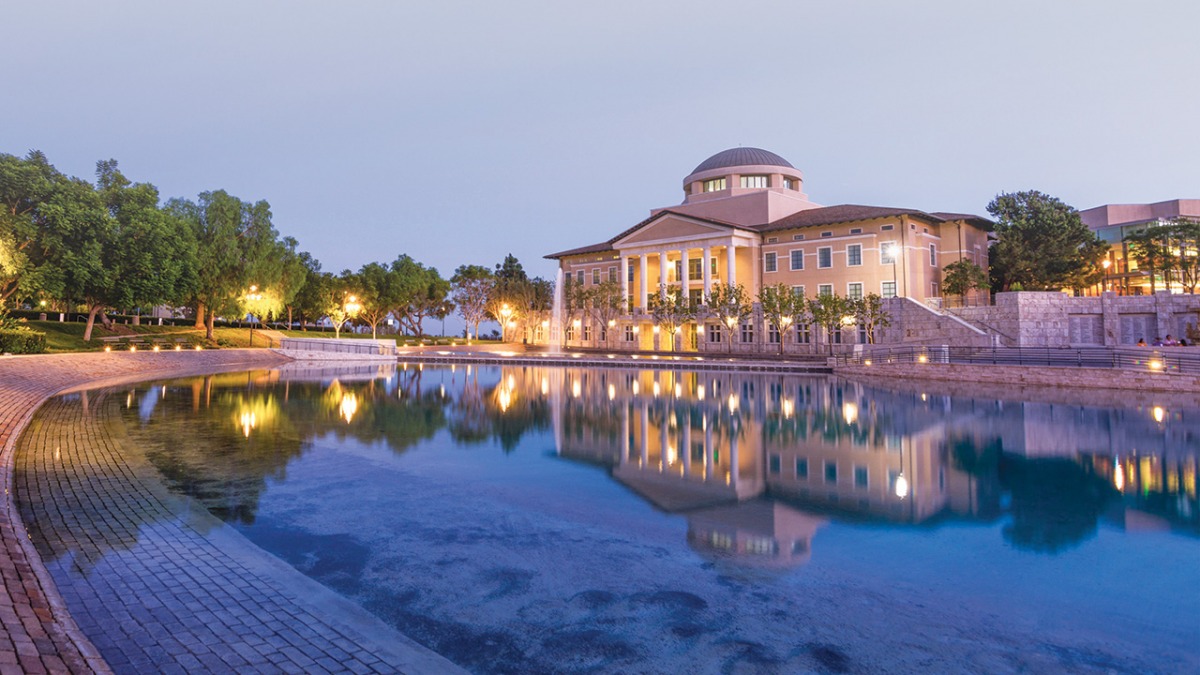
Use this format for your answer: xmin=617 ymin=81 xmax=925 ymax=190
xmin=246 ymin=285 xmax=263 ymax=346
xmin=884 ymin=243 xmax=899 ymax=298
xmin=499 ymin=303 xmax=512 ymax=342
xmin=1101 ymin=259 xmax=1112 ymax=294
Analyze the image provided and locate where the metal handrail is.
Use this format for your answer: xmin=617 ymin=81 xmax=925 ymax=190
xmin=833 ymin=345 xmax=1200 ymax=376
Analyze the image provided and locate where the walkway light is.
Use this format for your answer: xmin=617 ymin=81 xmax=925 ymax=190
xmin=895 ymin=473 xmax=909 ymax=498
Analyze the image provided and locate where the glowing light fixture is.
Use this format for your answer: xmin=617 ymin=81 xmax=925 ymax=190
xmin=895 ymin=473 xmax=909 ymax=498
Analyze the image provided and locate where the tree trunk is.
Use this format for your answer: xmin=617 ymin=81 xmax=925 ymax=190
xmin=287 ymin=306 xmax=294 ymax=330
xmin=206 ymin=313 xmax=215 ymax=341
xmin=194 ymin=302 xmax=206 ymax=330
xmin=83 ymin=304 xmax=102 ymax=342
xmin=99 ymin=311 xmax=114 ymax=331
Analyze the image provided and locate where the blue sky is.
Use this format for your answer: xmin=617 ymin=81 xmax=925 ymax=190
xmin=4 ymin=1 xmax=1197 ymax=283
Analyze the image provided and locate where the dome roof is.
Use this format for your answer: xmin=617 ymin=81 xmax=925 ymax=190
xmin=691 ymin=147 xmax=794 ymax=174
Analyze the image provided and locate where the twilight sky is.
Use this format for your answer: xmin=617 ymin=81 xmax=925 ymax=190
xmin=4 ymin=1 xmax=1197 ymax=282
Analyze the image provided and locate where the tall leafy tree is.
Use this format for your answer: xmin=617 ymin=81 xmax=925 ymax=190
xmin=352 ymin=261 xmax=401 ymax=339
xmin=451 ymin=264 xmax=493 ymax=340
xmin=850 ymin=293 xmax=891 ymax=344
xmin=274 ymin=236 xmax=311 ymax=328
xmin=757 ymin=283 xmax=805 ymax=354
xmin=705 ymin=283 xmax=752 ymax=353
xmin=290 ymin=252 xmax=325 ymax=329
xmin=0 ymin=151 xmax=65 ymax=302
xmin=390 ymin=255 xmax=449 ymax=337
xmin=647 ymin=284 xmax=694 ymax=352
xmin=584 ymin=279 xmax=627 ymax=349
xmin=987 ymin=191 xmax=1107 ymax=292
xmin=942 ymin=259 xmax=990 ymax=304
xmin=808 ymin=294 xmax=853 ymax=354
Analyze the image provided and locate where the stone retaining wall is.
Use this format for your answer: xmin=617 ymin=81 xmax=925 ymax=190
xmin=834 ymin=361 xmax=1200 ymax=392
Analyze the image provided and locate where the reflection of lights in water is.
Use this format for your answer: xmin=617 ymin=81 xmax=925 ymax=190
xmin=1114 ymin=461 xmax=1126 ymax=491
xmin=632 ymin=381 xmax=640 ymax=395
xmin=895 ymin=473 xmax=909 ymax=498
xmin=1153 ymin=406 xmax=1165 ymax=423
xmin=439 ymin=384 xmax=445 ymax=398
xmin=782 ymin=398 xmax=794 ymax=418
xmin=697 ymin=385 xmax=706 ymax=401
xmin=725 ymin=471 xmax=731 ymax=486
xmin=126 ymin=392 xmax=133 ymax=409
xmin=450 ymin=364 xmax=456 ymax=373
xmin=541 ymin=378 xmax=549 ymax=396
xmin=340 ymin=392 xmax=358 ymax=423
xmin=572 ymin=380 xmax=582 ymax=398
xmin=842 ymin=402 xmax=858 ymax=425
xmin=920 ymin=393 xmax=927 ymax=402
xmin=498 ymin=387 xmax=512 ymax=412
xmin=239 ymin=411 xmax=257 ymax=437
xmin=652 ymin=382 xmax=661 ymax=397
xmin=507 ymin=374 xmax=515 ymax=390
xmin=607 ymin=384 xmax=615 ymax=401
xmin=54 ymin=447 xmax=60 ymax=462
xmin=727 ymin=394 xmax=739 ymax=413
xmin=666 ymin=446 xmax=677 ymax=466
xmin=674 ymin=383 xmax=682 ymax=398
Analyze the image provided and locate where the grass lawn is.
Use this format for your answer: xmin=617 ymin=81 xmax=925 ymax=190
xmin=21 ymin=320 xmax=468 ymax=353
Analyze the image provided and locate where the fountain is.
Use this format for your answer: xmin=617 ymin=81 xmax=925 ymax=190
xmin=549 ymin=268 xmax=564 ymax=354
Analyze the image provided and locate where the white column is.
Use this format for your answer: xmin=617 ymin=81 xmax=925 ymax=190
xmin=726 ymin=243 xmax=737 ymax=288
xmin=703 ymin=413 xmax=713 ymax=481
xmin=640 ymin=402 xmax=649 ymax=467
xmin=659 ymin=249 xmax=669 ymax=297
xmin=639 ymin=254 xmax=649 ymax=312
xmin=620 ymin=255 xmax=629 ymax=306
xmin=680 ymin=248 xmax=690 ymax=304
xmin=702 ymin=245 xmax=712 ymax=297
xmin=620 ymin=404 xmax=630 ymax=466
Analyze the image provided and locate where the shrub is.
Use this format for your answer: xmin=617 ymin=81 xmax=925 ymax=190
xmin=0 ymin=329 xmax=47 ymax=354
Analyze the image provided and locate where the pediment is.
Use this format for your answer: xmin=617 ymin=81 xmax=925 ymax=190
xmin=614 ymin=214 xmax=733 ymax=247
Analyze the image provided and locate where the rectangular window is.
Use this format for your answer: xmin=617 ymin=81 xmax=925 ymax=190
xmin=882 ymin=281 xmax=897 ymax=298
xmin=688 ymin=257 xmax=702 ymax=279
xmin=790 ymin=249 xmax=804 ymax=271
xmin=931 ymin=281 xmax=940 ymax=297
xmin=583 ymin=324 xmax=592 ymax=341
xmin=929 ymin=244 xmax=938 ymax=266
xmin=741 ymin=175 xmax=768 ymax=188
xmin=565 ymin=325 xmax=574 ymax=341
xmin=608 ymin=266 xmax=617 ymax=283
xmin=576 ymin=270 xmax=584 ymax=285
xmin=766 ymin=237 xmax=778 ymax=244
xmin=592 ymin=268 xmax=600 ymax=285
xmin=793 ymin=234 xmax=805 ymax=241
xmin=791 ymin=285 xmax=805 ymax=298
xmin=881 ymin=242 xmax=897 ymax=265
xmin=818 ymin=247 xmax=832 ymax=268
xmin=708 ymin=324 xmax=722 ymax=342
xmin=624 ymin=325 xmax=634 ymax=342
xmin=818 ymin=284 xmax=833 ymax=297
xmin=769 ymin=453 xmax=782 ymax=474
xmin=711 ymin=257 xmax=718 ymax=275
xmin=858 ymin=322 xmax=868 ymax=344
xmin=854 ymin=466 xmax=869 ymax=488
xmin=764 ymin=251 xmax=777 ymax=273
xmin=768 ymin=323 xmax=780 ymax=343
xmin=848 ymin=282 xmax=863 ymax=300
xmin=847 ymin=244 xmax=862 ymax=266
xmin=881 ymin=224 xmax=894 ymax=231
xmin=783 ymin=178 xmax=794 ymax=190
xmin=796 ymin=458 xmax=808 ymax=479
xmin=673 ymin=260 xmax=681 ymax=281
xmin=741 ymin=323 xmax=754 ymax=343
xmin=703 ymin=178 xmax=726 ymax=192
xmin=796 ymin=323 xmax=811 ymax=344
xmin=824 ymin=461 xmax=838 ymax=484
xmin=849 ymin=228 xmax=862 ymax=235
xmin=628 ymin=263 xmax=635 ymax=283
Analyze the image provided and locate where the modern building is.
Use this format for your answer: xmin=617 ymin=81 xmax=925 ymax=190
xmin=544 ymin=147 xmax=992 ymax=353
xmin=1080 ymin=199 xmax=1200 ymax=295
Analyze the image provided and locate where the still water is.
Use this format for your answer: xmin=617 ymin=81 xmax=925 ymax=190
xmin=20 ymin=364 xmax=1200 ymax=673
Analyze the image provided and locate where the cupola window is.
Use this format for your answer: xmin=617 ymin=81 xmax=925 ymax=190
xmin=703 ymin=178 xmax=727 ymax=192
xmin=740 ymin=175 xmax=769 ymax=188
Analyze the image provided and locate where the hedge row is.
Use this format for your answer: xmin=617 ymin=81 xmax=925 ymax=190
xmin=0 ymin=329 xmax=47 ymax=354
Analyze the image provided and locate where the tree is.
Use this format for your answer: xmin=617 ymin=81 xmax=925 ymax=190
xmin=808 ymin=293 xmax=853 ymax=354
xmin=851 ymin=293 xmax=891 ymax=344
xmin=390 ymin=255 xmax=449 ymax=338
xmin=585 ymin=279 xmax=627 ymax=349
xmin=323 ymin=272 xmax=360 ymax=339
xmin=275 ymin=237 xmax=312 ymax=328
xmin=451 ymin=264 xmax=493 ymax=340
xmin=646 ymin=284 xmax=694 ymax=351
xmin=941 ymin=259 xmax=990 ymax=304
xmin=290 ymin=253 xmax=325 ymax=330
xmin=757 ymin=283 xmax=806 ymax=354
xmin=987 ymin=191 xmax=1108 ymax=292
xmin=0 ymin=151 xmax=63 ymax=303
xmin=705 ymin=283 xmax=752 ymax=353
xmin=351 ymin=262 xmax=401 ymax=339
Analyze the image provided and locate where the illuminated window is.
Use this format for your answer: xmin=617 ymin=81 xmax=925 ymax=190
xmin=783 ymin=177 xmax=795 ymax=190
xmin=703 ymin=178 xmax=727 ymax=192
xmin=847 ymin=244 xmax=862 ymax=266
xmin=790 ymin=250 xmax=804 ymax=271
xmin=818 ymin=247 xmax=832 ymax=268
xmin=881 ymin=242 xmax=897 ymax=265
xmin=688 ymin=258 xmax=702 ymax=278
xmin=741 ymin=175 xmax=768 ymax=188
xmin=764 ymin=252 xmax=777 ymax=273
xmin=592 ymin=268 xmax=600 ymax=285
xmin=628 ymin=263 xmax=635 ymax=283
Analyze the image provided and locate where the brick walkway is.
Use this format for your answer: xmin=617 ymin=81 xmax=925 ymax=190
xmin=0 ymin=351 xmax=459 ymax=674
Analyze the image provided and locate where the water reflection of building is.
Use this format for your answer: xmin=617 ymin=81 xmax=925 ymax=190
xmin=512 ymin=366 xmax=1200 ymax=564
xmin=686 ymin=501 xmax=826 ymax=569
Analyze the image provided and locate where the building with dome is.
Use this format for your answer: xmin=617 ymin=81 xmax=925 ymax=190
xmin=543 ymin=147 xmax=993 ymax=353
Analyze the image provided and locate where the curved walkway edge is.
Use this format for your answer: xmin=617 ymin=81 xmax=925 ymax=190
xmin=0 ymin=350 xmax=291 ymax=673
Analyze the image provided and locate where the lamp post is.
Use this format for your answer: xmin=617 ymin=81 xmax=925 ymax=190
xmin=499 ymin=303 xmax=512 ymax=342
xmin=246 ymin=285 xmax=263 ymax=347
xmin=884 ymin=243 xmax=898 ymax=298
xmin=1101 ymin=259 xmax=1112 ymax=294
